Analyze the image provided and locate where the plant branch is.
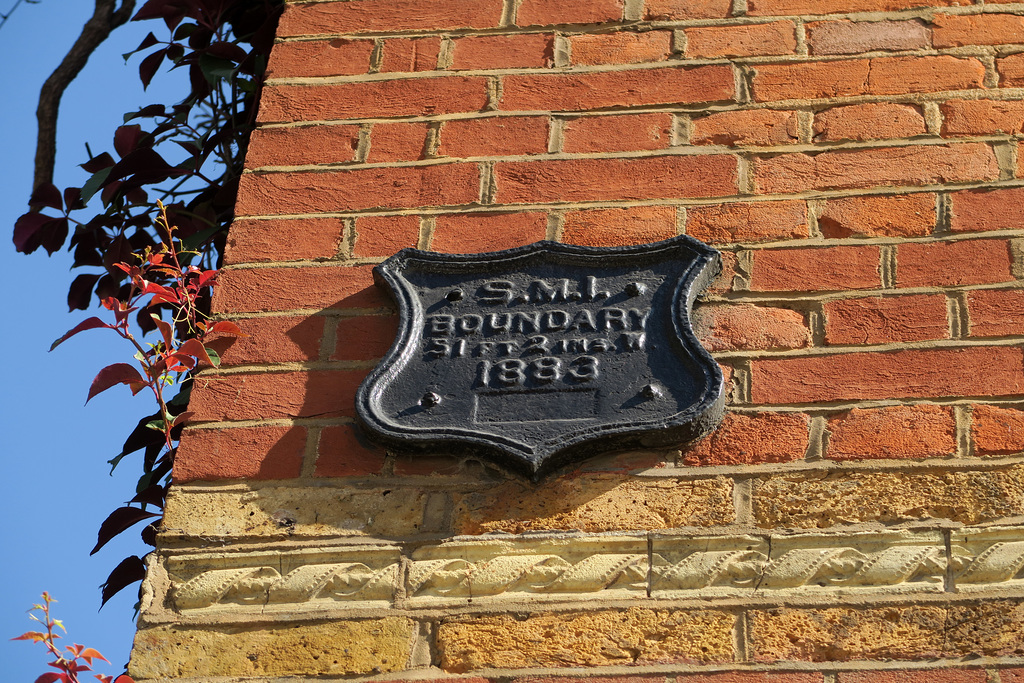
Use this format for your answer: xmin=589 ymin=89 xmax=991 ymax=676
xmin=33 ymin=0 xmax=135 ymax=191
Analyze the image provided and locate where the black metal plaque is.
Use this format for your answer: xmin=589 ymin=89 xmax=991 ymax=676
xmin=355 ymin=236 xmax=725 ymax=479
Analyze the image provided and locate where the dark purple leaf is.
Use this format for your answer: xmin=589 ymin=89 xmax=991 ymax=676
xmin=80 ymin=152 xmax=115 ymax=173
xmin=67 ymin=273 xmax=102 ymax=311
xmin=12 ymin=212 xmax=50 ymax=253
xmin=40 ymin=216 xmax=69 ymax=255
xmin=29 ymin=183 xmax=63 ymax=211
xmin=114 ymin=124 xmax=147 ymax=158
xmin=92 ymin=507 xmax=161 ymax=555
xmin=107 ymin=148 xmax=185 ymax=185
xmin=139 ymin=48 xmax=166 ymax=89
xmin=99 ymin=555 xmax=147 ymax=607
xmin=130 ymin=484 xmax=167 ymax=508
xmin=63 ymin=186 xmax=83 ymax=211
xmin=205 ymin=40 xmax=248 ymax=64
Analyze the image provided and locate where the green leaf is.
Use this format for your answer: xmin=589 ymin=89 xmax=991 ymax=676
xmin=205 ymin=346 xmax=221 ymax=367
xmin=80 ymin=167 xmax=112 ymax=204
xmin=198 ymin=54 xmax=236 ymax=85
xmin=145 ymin=418 xmax=166 ymax=432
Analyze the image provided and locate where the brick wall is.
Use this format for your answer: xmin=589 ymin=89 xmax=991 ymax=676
xmin=130 ymin=0 xmax=1024 ymax=680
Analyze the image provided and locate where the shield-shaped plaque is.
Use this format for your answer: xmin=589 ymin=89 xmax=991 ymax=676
xmin=355 ymin=235 xmax=725 ymax=478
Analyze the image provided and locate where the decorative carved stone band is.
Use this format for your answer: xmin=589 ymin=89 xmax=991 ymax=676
xmin=165 ymin=528 xmax=1024 ymax=611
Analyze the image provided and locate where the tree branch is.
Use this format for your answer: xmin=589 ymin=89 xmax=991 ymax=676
xmin=34 ymin=0 xmax=135 ymax=192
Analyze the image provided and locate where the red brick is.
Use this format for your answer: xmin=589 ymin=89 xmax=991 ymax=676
xmin=500 ymin=65 xmax=735 ymax=112
xmin=806 ymin=20 xmax=928 ymax=55
xmin=236 ymin=164 xmax=480 ymax=216
xmin=691 ymin=110 xmax=799 ymax=147
xmin=246 ymin=125 xmax=360 ymax=169
xmin=941 ymin=99 xmax=1024 ymax=136
xmin=749 ymin=245 xmax=881 ymax=292
xmin=750 ymin=346 xmax=1024 ymax=404
xmin=314 ymin=425 xmax=386 ymax=477
xmin=561 ymin=206 xmax=677 ymax=246
xmin=213 ymin=265 xmax=387 ymax=314
xmin=973 ymin=404 xmax=1024 ymax=456
xmin=189 ymin=369 xmax=370 ymax=422
xmin=754 ymin=144 xmax=999 ymax=194
xmin=694 ymin=303 xmax=811 ymax=351
xmin=819 ymin=194 xmax=935 ymax=239
xmin=224 ymin=217 xmax=345 ymax=264
xmin=353 ymin=215 xmax=421 ymax=258
xmin=571 ymin=31 xmax=672 ymax=66
xmin=933 ymin=13 xmax=1024 ymax=49
xmin=563 ymin=113 xmax=673 ymax=153
xmin=680 ymin=676 xmax=823 ymax=683
xmin=495 ymin=155 xmax=738 ymax=204
xmin=438 ymin=117 xmax=549 ymax=157
xmin=683 ymin=412 xmax=810 ymax=466
xmin=685 ymin=21 xmax=797 ymax=59
xmin=644 ymin=0 xmax=733 ymax=20
xmin=825 ymin=294 xmax=949 ymax=345
xmin=967 ymin=289 xmax=1024 ymax=338
xmin=896 ymin=239 xmax=1014 ymax=288
xmin=379 ymin=37 xmax=441 ymax=72
xmin=432 ymin=212 xmax=548 ymax=253
xmin=516 ymin=0 xmax=623 ymax=26
xmin=259 ymin=77 xmax=489 ymax=123
xmin=747 ymin=0 xmax=962 ymax=15
xmin=837 ymin=670 xmax=987 ymax=683
xmin=277 ymin=0 xmax=504 ymax=36
xmin=686 ymin=200 xmax=808 ymax=244
xmin=814 ymin=103 xmax=926 ymax=142
xmin=266 ymin=39 xmax=373 ymax=79
xmin=752 ymin=56 xmax=985 ymax=102
xmin=999 ymin=53 xmax=1024 ymax=87
xmin=332 ymin=315 xmax=400 ymax=360
xmin=215 ymin=315 xmax=324 ymax=365
xmin=367 ymin=122 xmax=429 ymax=163
xmin=450 ymin=34 xmax=554 ymax=70
xmin=827 ymin=405 xmax=956 ymax=461
xmin=951 ymin=187 xmax=1024 ymax=234
xmin=1002 ymin=670 xmax=1024 ymax=683
xmin=175 ymin=426 xmax=306 ymax=482
xmin=710 ymin=250 xmax=738 ymax=294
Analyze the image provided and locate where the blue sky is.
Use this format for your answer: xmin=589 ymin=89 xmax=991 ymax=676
xmin=0 ymin=3 xmax=190 ymax=678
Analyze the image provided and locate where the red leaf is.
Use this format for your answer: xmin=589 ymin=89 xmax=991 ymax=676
xmin=78 ymin=647 xmax=108 ymax=665
xmin=51 ymin=317 xmax=111 ymax=351
xmin=33 ymin=673 xmax=63 ymax=683
xmin=11 ymin=630 xmax=46 ymax=642
xmin=86 ymin=363 xmax=147 ymax=403
xmin=151 ymin=315 xmax=175 ymax=351
xmin=92 ymin=508 xmax=160 ymax=555
xmin=141 ymin=280 xmax=179 ymax=304
xmin=208 ymin=320 xmax=246 ymax=337
xmin=176 ymin=338 xmax=213 ymax=366
xmin=100 ymin=556 xmax=147 ymax=607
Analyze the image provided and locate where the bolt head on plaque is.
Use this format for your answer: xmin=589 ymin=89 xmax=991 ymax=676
xmin=355 ymin=235 xmax=725 ymax=479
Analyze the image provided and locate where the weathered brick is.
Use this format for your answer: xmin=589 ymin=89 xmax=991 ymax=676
xmin=823 ymin=294 xmax=949 ymax=345
xmin=747 ymin=0 xmax=962 ymax=16
xmin=751 ymin=346 xmax=1024 ymax=404
xmin=438 ymin=116 xmax=549 ymax=157
xmin=563 ymin=113 xmax=673 ymax=153
xmin=999 ymin=53 xmax=1024 ymax=87
xmin=391 ymin=454 xmax=467 ymax=477
xmin=494 ymin=155 xmax=737 ymax=204
xmin=450 ymin=33 xmax=554 ymax=70
xmin=500 ymin=65 xmax=735 ymax=112
xmin=677 ymin=675 xmax=824 ymax=683
xmin=818 ymin=194 xmax=935 ymax=238
xmin=215 ymin=315 xmax=324 ymax=365
xmin=571 ymin=31 xmax=672 ymax=66
xmin=246 ymin=125 xmax=359 ymax=169
xmin=224 ymin=217 xmax=345 ymax=264
xmin=266 ymin=39 xmax=373 ymax=79
xmin=213 ymin=265 xmax=387 ymax=314
xmin=806 ymin=20 xmax=929 ymax=55
xmin=174 ymin=426 xmax=306 ymax=482
xmin=753 ymin=465 xmax=1024 ymax=527
xmin=933 ymin=13 xmax=1024 ymax=49
xmin=236 ymin=164 xmax=480 ymax=215
xmin=432 ymin=212 xmax=548 ymax=253
xmin=826 ymin=405 xmax=956 ymax=461
xmin=944 ymin=600 xmax=1024 ymax=657
xmin=367 ymin=122 xmax=429 ymax=163
xmin=941 ymin=99 xmax=1024 ymax=136
xmin=379 ymin=37 xmax=441 ymax=72
xmin=973 ymin=404 xmax=1024 ymax=456
xmin=950 ymin=186 xmax=1024 ymax=233
xmin=684 ymin=21 xmax=797 ymax=58
xmin=277 ymin=0 xmax=503 ymax=36
xmin=710 ymin=250 xmax=739 ymax=294
xmin=837 ymin=671 xmax=987 ymax=683
xmin=754 ymin=144 xmax=998 ymax=194
xmin=1002 ymin=670 xmax=1024 ymax=683
xmin=686 ymin=200 xmax=808 ymax=244
xmin=561 ymin=206 xmax=677 ymax=246
xmin=353 ymin=215 xmax=421 ymax=258
xmin=748 ymin=245 xmax=881 ymax=292
xmin=691 ymin=109 xmax=799 ymax=147
xmin=967 ymin=288 xmax=1024 ymax=337
xmin=516 ymin=0 xmax=624 ymax=26
xmin=683 ymin=411 xmax=810 ymax=466
xmin=313 ymin=424 xmax=386 ymax=477
xmin=693 ymin=304 xmax=811 ymax=351
xmin=813 ymin=103 xmax=926 ymax=142
xmin=438 ymin=609 xmax=733 ymax=672
xmin=332 ymin=315 xmax=399 ymax=361
xmin=896 ymin=239 xmax=1014 ymax=288
xmin=259 ymin=77 xmax=489 ymax=123
xmin=644 ymin=0 xmax=733 ymax=20
xmin=189 ymin=369 xmax=369 ymax=422
xmin=752 ymin=56 xmax=985 ymax=102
